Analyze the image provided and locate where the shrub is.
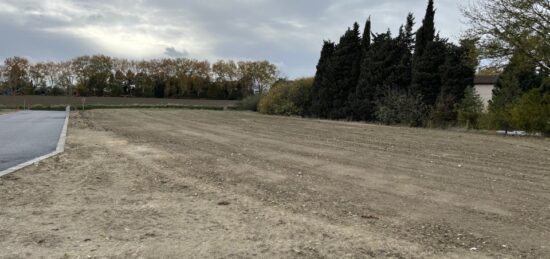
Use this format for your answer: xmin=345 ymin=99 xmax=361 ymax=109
xmin=236 ymin=95 xmax=261 ymax=111
xmin=258 ymin=78 xmax=313 ymax=116
xmin=510 ymin=88 xmax=550 ymax=135
xmin=431 ymin=95 xmax=459 ymax=128
xmin=456 ymin=86 xmax=484 ymax=129
xmin=375 ymin=89 xmax=430 ymax=127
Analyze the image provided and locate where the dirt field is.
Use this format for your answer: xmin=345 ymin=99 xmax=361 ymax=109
xmin=0 ymin=96 xmax=237 ymax=109
xmin=1 ymin=109 xmax=549 ymax=258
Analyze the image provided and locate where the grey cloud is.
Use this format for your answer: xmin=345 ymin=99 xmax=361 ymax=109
xmin=164 ymin=47 xmax=188 ymax=58
xmin=0 ymin=0 xmax=467 ymax=78
xmin=0 ymin=16 xmax=98 ymax=62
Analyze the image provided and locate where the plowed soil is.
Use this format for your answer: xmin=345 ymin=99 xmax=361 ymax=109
xmin=1 ymin=109 xmax=549 ymax=258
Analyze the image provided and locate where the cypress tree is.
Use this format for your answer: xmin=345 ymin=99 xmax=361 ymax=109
xmin=411 ymin=0 xmax=444 ymax=106
xmin=414 ymin=0 xmax=435 ymax=57
xmin=361 ymin=18 xmax=372 ymax=57
xmin=355 ymin=31 xmax=404 ymax=121
xmin=394 ymin=14 xmax=415 ymax=91
xmin=326 ymin=23 xmax=362 ymax=119
xmin=432 ymin=42 xmax=476 ymax=126
xmin=412 ymin=37 xmax=447 ymax=106
xmin=404 ymin=13 xmax=416 ymax=52
xmin=310 ymin=41 xmax=336 ymax=117
xmin=350 ymin=18 xmax=372 ymax=120
xmin=440 ymin=43 xmax=476 ymax=101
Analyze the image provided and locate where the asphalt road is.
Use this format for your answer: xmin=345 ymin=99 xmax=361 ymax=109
xmin=0 ymin=111 xmax=66 ymax=172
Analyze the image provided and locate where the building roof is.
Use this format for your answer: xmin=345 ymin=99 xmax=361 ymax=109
xmin=474 ymin=75 xmax=499 ymax=85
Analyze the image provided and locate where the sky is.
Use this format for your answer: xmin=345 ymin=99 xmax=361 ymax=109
xmin=0 ymin=0 xmax=468 ymax=78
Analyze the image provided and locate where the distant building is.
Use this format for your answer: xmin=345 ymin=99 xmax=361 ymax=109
xmin=474 ymin=75 xmax=499 ymax=109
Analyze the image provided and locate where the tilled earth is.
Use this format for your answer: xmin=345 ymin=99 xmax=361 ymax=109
xmin=1 ymin=109 xmax=549 ymax=258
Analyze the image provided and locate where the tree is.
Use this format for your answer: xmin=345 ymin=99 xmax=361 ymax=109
xmin=394 ymin=14 xmax=416 ymax=90
xmin=352 ymin=14 xmax=416 ymax=122
xmin=126 ymin=69 xmax=135 ymax=96
xmin=2 ymin=57 xmax=32 ymax=95
xmin=411 ymin=38 xmax=447 ymax=106
xmin=488 ymin=51 xmax=548 ymax=132
xmin=326 ymin=23 xmax=362 ymax=119
xmin=495 ymin=52 xmax=543 ymax=93
xmin=433 ymin=41 xmax=476 ymax=127
xmin=350 ymin=18 xmax=372 ymax=120
xmin=510 ymin=88 xmax=550 ymax=135
xmin=414 ymin=0 xmax=435 ymax=58
xmin=487 ymin=72 xmax=523 ymax=132
xmin=58 ymin=61 xmax=75 ymax=96
xmin=411 ymin=0 xmax=444 ymax=107
xmin=238 ymin=61 xmax=278 ymax=96
xmin=310 ymin=41 xmax=336 ymax=118
xmin=457 ymin=86 xmax=484 ymax=129
xmin=213 ymin=60 xmax=240 ymax=99
xmin=355 ymin=30 xmax=408 ymax=121
xmin=29 ymin=63 xmax=47 ymax=94
xmin=463 ymin=0 xmax=550 ymax=70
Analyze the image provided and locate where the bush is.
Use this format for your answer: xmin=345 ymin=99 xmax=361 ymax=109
xmin=375 ymin=89 xmax=430 ymax=127
xmin=456 ymin=86 xmax=484 ymax=129
xmin=510 ymin=88 xmax=550 ymax=135
xmin=258 ymin=78 xmax=313 ymax=116
xmin=431 ymin=95 xmax=458 ymax=128
xmin=236 ymin=95 xmax=261 ymax=111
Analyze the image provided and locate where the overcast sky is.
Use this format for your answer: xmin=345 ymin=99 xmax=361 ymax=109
xmin=0 ymin=0 xmax=467 ymax=78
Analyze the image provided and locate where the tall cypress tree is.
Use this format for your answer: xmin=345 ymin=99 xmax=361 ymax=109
xmin=394 ymin=14 xmax=415 ymax=91
xmin=404 ymin=13 xmax=416 ymax=52
xmin=414 ymin=0 xmax=435 ymax=58
xmin=411 ymin=0 xmax=444 ymax=106
xmin=310 ymin=41 xmax=336 ymax=117
xmin=326 ymin=23 xmax=362 ymax=119
xmin=350 ymin=18 xmax=372 ymax=120
xmin=361 ymin=18 xmax=372 ymax=57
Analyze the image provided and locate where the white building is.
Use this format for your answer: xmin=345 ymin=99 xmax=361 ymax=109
xmin=474 ymin=75 xmax=499 ymax=109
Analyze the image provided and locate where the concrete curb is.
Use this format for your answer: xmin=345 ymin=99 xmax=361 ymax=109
xmin=0 ymin=106 xmax=70 ymax=177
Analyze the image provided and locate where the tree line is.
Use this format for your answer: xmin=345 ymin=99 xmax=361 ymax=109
xmin=307 ymin=0 xmax=477 ymax=127
xmin=0 ymin=56 xmax=278 ymax=100
xmin=258 ymin=0 xmax=549 ymax=135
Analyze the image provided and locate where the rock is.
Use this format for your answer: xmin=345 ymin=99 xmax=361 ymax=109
xmin=217 ymin=201 xmax=230 ymax=206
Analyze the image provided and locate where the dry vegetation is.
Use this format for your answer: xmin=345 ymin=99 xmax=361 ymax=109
xmin=0 ymin=96 xmax=237 ymax=109
xmin=0 ymin=109 xmax=549 ymax=258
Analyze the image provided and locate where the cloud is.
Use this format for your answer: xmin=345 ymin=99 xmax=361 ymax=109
xmin=164 ymin=47 xmax=189 ymax=58
xmin=0 ymin=0 xmax=467 ymax=78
